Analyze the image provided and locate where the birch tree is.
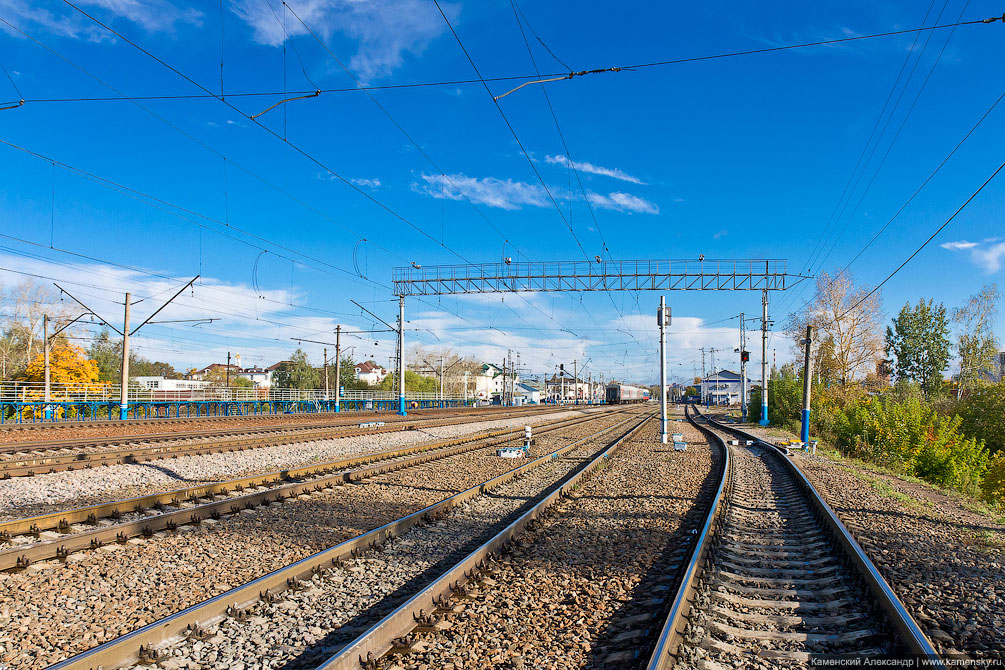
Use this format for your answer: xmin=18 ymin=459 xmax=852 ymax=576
xmin=953 ymin=283 xmax=1000 ymax=393
xmin=786 ymin=271 xmax=884 ymax=384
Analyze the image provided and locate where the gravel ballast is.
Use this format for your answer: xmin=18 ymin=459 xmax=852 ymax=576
xmin=0 ymin=407 xmax=607 ymax=520
xmin=118 ymin=411 xmax=651 ymax=670
xmin=0 ymin=408 xmax=636 ymax=669
xmin=394 ymin=414 xmax=717 ymax=670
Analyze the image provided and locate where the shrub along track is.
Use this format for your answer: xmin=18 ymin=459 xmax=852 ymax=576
xmin=4 ymin=407 xmax=646 ymax=670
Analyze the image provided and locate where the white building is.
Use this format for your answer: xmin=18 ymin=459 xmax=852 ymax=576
xmin=133 ymin=376 xmax=211 ymax=392
xmin=545 ymin=376 xmax=603 ymax=403
xmin=354 ymin=360 xmax=389 ymax=386
xmin=473 ymin=363 xmax=520 ymax=400
xmin=236 ymin=367 xmax=272 ymax=388
xmin=517 ymin=382 xmax=543 ymax=404
xmin=700 ymin=369 xmax=755 ymax=405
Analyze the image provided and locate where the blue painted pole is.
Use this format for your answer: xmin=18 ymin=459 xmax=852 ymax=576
xmin=397 ymin=296 xmax=406 ymax=416
xmin=759 ymin=288 xmax=770 ymax=426
xmin=800 ymin=325 xmax=814 ymax=444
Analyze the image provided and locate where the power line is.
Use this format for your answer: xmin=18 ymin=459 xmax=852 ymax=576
xmin=3 ymin=15 xmax=1000 ymax=107
xmin=59 ymin=0 xmax=474 ymax=264
xmin=837 ymin=158 xmax=1005 ymax=321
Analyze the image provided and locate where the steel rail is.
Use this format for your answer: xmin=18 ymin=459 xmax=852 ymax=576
xmin=645 ymin=405 xmax=730 ymax=669
xmin=48 ymin=409 xmax=649 ymax=670
xmin=315 ymin=412 xmax=655 ymax=670
xmin=0 ymin=405 xmax=563 ymax=453
xmin=0 ymin=404 xmax=555 ymax=434
xmin=0 ymin=406 xmax=563 ymax=454
xmin=1 ymin=410 xmax=627 ymax=570
xmin=657 ymin=405 xmax=944 ymax=667
xmin=0 ymin=406 xmax=576 ymax=477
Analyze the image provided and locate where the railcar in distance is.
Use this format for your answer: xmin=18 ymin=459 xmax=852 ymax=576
xmin=605 ymin=383 xmax=651 ymax=404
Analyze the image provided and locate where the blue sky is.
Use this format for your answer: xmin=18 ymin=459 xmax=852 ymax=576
xmin=0 ymin=0 xmax=1002 ymax=385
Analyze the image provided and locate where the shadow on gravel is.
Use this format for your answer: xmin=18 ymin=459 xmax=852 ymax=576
xmin=134 ymin=461 xmax=197 ymax=481
xmin=581 ymin=443 xmax=726 ymax=670
xmin=831 ymin=505 xmax=1003 ymax=534
xmin=271 ymin=444 xmax=619 ymax=670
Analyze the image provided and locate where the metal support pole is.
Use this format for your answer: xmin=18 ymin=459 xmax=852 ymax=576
xmin=226 ymin=351 xmax=231 ymax=389
xmin=801 ymin=325 xmax=814 ymax=444
xmin=120 ymin=293 xmax=131 ymax=420
xmin=573 ymin=359 xmax=578 ymax=405
xmin=658 ymin=296 xmax=669 ymax=444
xmin=43 ymin=314 xmax=51 ymax=421
xmin=439 ymin=356 xmax=444 ymax=407
xmin=334 ymin=325 xmax=341 ymax=413
xmin=397 ymin=296 xmax=405 ymax=416
xmin=739 ymin=313 xmax=748 ymax=422
xmin=760 ymin=289 xmax=769 ymax=426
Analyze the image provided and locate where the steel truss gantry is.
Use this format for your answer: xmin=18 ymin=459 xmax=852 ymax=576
xmin=392 ymin=259 xmax=808 ymax=296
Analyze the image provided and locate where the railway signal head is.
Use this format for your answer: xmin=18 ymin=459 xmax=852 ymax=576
xmin=741 ymin=351 xmax=750 ymax=362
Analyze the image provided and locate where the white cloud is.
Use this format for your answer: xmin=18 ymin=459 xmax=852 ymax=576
xmin=230 ymin=0 xmax=457 ymax=81
xmin=586 ymin=191 xmax=659 ymax=215
xmin=713 ymin=229 xmax=728 ymax=240
xmin=544 ymin=155 xmax=646 ymax=185
xmin=940 ymin=240 xmax=978 ymax=251
xmin=351 ymin=177 xmax=381 ymax=189
xmin=416 ymin=173 xmax=548 ymax=211
xmin=941 ymin=238 xmax=1005 ymax=273
xmin=0 ymin=0 xmax=202 ymax=41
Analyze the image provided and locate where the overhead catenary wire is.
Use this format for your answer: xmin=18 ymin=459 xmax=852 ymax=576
xmin=836 ymin=158 xmax=1005 ymax=322
xmin=58 ymin=0 xmax=475 ymax=265
xmin=0 ymin=17 xmax=414 ymax=279
xmin=4 ymin=15 xmax=1002 ymax=108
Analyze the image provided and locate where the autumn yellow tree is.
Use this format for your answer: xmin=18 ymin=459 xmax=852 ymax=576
xmin=18 ymin=342 xmax=102 ymax=387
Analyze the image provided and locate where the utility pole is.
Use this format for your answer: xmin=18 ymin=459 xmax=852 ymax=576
xmin=760 ymin=288 xmax=770 ymax=426
xmin=439 ymin=356 xmax=444 ymax=406
xmin=120 ymin=293 xmax=130 ymax=420
xmin=699 ymin=347 xmax=707 ymax=405
xmin=323 ymin=347 xmax=329 ymax=400
xmin=658 ymin=295 xmax=669 ymax=444
xmin=801 ymin=325 xmax=814 ymax=445
xmin=501 ymin=357 xmax=507 ymax=406
xmin=43 ymin=314 xmax=51 ymax=421
xmin=560 ymin=364 xmax=565 ymax=405
xmin=398 ymin=296 xmax=405 ymax=415
xmin=334 ymin=325 xmax=341 ymax=412
xmin=573 ymin=359 xmax=578 ymax=405
xmin=226 ymin=351 xmax=231 ymax=389
xmin=739 ymin=313 xmax=748 ymax=422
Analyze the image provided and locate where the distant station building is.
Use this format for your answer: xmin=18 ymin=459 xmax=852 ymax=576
xmin=354 ymin=360 xmax=389 ymax=386
xmin=701 ymin=369 xmax=755 ymax=405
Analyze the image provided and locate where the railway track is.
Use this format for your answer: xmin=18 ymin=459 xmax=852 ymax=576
xmin=647 ymin=406 xmax=944 ymax=668
xmin=0 ymin=409 xmax=625 ymax=570
xmin=42 ymin=408 xmax=652 ymax=670
xmin=0 ymin=406 xmax=507 ymax=435
xmin=0 ymin=406 xmax=572 ymax=477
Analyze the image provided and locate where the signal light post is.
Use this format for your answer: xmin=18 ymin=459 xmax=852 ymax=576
xmin=657 ymin=296 xmax=670 ymax=444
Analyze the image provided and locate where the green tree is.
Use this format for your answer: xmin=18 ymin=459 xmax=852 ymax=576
xmin=273 ymin=349 xmax=320 ymax=390
xmin=87 ymin=330 xmax=180 ymax=381
xmin=953 ymin=283 xmax=1000 ymax=394
xmin=377 ymin=369 xmax=437 ymax=392
xmin=957 ymin=382 xmax=1005 ymax=457
xmin=747 ymin=364 xmax=806 ymax=432
xmin=885 ymin=299 xmax=951 ymax=396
